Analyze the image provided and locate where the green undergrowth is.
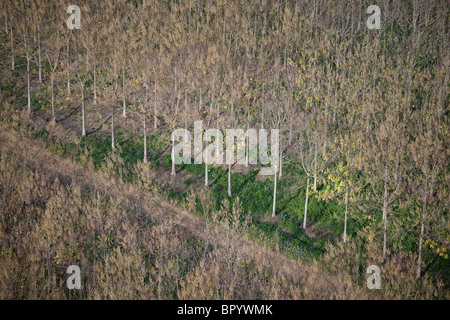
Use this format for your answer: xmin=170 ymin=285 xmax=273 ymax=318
xmin=23 ymin=123 xmax=359 ymax=262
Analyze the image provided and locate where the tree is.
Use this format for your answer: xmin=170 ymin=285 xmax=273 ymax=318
xmin=74 ymin=28 xmax=92 ymax=137
xmin=143 ymin=116 xmax=147 ymax=164
xmin=408 ymin=67 xmax=448 ymax=278
xmin=30 ymin=0 xmax=45 ymax=84
xmin=46 ymin=26 xmax=62 ymax=123
xmin=15 ymin=1 xmax=35 ymax=114
xmin=362 ymin=66 xmax=405 ymax=261
xmin=297 ymin=121 xmax=316 ymax=229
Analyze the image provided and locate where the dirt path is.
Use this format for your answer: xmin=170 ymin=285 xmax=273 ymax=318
xmin=0 ymin=129 xmax=375 ymax=299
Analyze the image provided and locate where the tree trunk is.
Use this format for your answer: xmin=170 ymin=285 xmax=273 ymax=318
xmin=205 ymin=162 xmax=208 ymax=187
xmin=27 ymin=58 xmax=31 ymax=113
xmin=417 ymin=181 xmax=430 ymax=279
xmin=157 ymin=231 xmax=163 ymax=300
xmin=279 ymin=150 xmax=283 ymax=178
xmin=323 ymin=82 xmax=331 ymax=156
xmin=111 ymin=108 xmax=115 ymax=149
xmin=333 ymin=69 xmax=338 ymax=123
xmin=122 ymin=66 xmax=126 ymax=117
xmin=228 ymin=164 xmax=232 ymax=197
xmin=174 ymin=68 xmax=177 ymax=95
xmin=81 ymin=86 xmax=86 ymax=136
xmin=38 ymin=29 xmax=42 ymax=83
xmin=143 ymin=118 xmax=147 ymax=163
xmin=383 ymin=164 xmax=388 ymax=220
xmin=383 ymin=207 xmax=388 ymax=261
xmin=261 ymin=103 xmax=265 ymax=129
xmin=10 ymin=27 xmax=14 ymax=70
xmin=245 ymin=116 xmax=249 ymax=167
xmin=67 ymin=39 xmax=71 ymax=96
xmin=272 ymin=169 xmax=277 ymax=217
xmin=51 ymin=74 xmax=55 ymax=122
xmin=93 ymin=64 xmax=97 ymax=105
xmin=184 ymin=92 xmax=188 ymax=129
xmin=171 ymin=137 xmax=176 ymax=175
xmin=154 ymin=82 xmax=157 ymax=129
xmin=344 ymin=190 xmax=348 ymax=243
xmin=313 ymin=146 xmax=318 ymax=190
xmin=303 ymin=175 xmax=310 ymax=228
xmin=289 ymin=118 xmax=293 ymax=145
xmin=382 ymin=176 xmax=389 ymax=260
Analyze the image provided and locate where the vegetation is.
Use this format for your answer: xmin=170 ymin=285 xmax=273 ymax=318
xmin=0 ymin=0 xmax=448 ymax=299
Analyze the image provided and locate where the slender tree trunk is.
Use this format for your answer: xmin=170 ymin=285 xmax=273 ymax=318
xmin=67 ymin=40 xmax=71 ymax=96
xmin=344 ymin=190 xmax=348 ymax=243
xmin=245 ymin=116 xmax=249 ymax=167
xmin=261 ymin=106 xmax=265 ymax=129
xmin=205 ymin=162 xmax=208 ymax=187
xmin=289 ymin=118 xmax=293 ymax=145
xmin=228 ymin=163 xmax=232 ymax=197
xmin=323 ymin=80 xmax=331 ymax=156
xmin=203 ymin=219 xmax=209 ymax=259
xmin=417 ymin=180 xmax=431 ymax=279
xmin=383 ymin=206 xmax=388 ymax=261
xmin=383 ymin=164 xmax=388 ymax=220
xmin=27 ymin=58 xmax=31 ymax=113
xmin=333 ymin=68 xmax=338 ymax=123
xmin=122 ymin=66 xmax=126 ymax=117
xmin=81 ymin=86 xmax=86 ymax=136
xmin=157 ymin=231 xmax=163 ymax=300
xmin=113 ymin=38 xmax=118 ymax=93
xmin=143 ymin=118 xmax=147 ymax=163
xmin=111 ymin=108 xmax=115 ymax=149
xmin=93 ymin=64 xmax=97 ymax=105
xmin=279 ymin=149 xmax=283 ymax=178
xmin=154 ymin=82 xmax=157 ymax=129
xmin=314 ymin=146 xmax=318 ymax=190
xmin=10 ymin=27 xmax=14 ymax=70
xmin=231 ymin=102 xmax=235 ymax=125
xmin=184 ymin=92 xmax=188 ymax=129
xmin=38 ymin=29 xmax=42 ymax=83
xmin=417 ymin=197 xmax=427 ymax=278
xmin=51 ymin=74 xmax=55 ymax=122
xmin=382 ymin=176 xmax=389 ymax=260
xmin=174 ymin=67 xmax=177 ymax=95
xmin=303 ymin=175 xmax=310 ymax=228
xmin=272 ymin=169 xmax=277 ymax=217
xmin=171 ymin=136 xmax=176 ymax=175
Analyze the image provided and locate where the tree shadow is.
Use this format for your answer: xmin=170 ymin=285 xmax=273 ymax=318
xmin=232 ymin=169 xmax=259 ymax=196
xmin=86 ymin=115 xmax=112 ymax=136
xmin=58 ymin=106 xmax=80 ymax=123
xmin=279 ymin=188 xmax=302 ymax=213
xmin=155 ymin=144 xmax=171 ymax=163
